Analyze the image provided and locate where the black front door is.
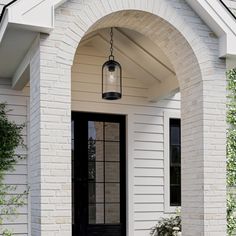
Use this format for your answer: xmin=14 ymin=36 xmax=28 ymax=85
xmin=72 ymin=112 xmax=126 ymax=236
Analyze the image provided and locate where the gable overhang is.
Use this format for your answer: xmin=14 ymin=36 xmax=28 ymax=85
xmin=0 ymin=0 xmax=236 ymax=91
xmin=186 ymin=0 xmax=236 ymax=58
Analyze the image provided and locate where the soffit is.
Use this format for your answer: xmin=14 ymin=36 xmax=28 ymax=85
xmin=0 ymin=25 xmax=37 ymax=78
xmin=80 ymin=28 xmax=176 ymax=87
xmin=78 ymin=27 xmax=179 ymax=102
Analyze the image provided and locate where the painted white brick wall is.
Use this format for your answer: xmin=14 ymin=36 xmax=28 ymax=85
xmin=29 ymin=35 xmax=72 ymax=236
xmin=27 ymin=0 xmax=227 ymax=235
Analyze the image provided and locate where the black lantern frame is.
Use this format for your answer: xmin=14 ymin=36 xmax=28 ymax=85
xmin=102 ymin=28 xmax=122 ymax=100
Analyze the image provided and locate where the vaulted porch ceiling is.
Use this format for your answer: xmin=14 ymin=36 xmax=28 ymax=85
xmin=80 ymin=28 xmax=178 ymax=102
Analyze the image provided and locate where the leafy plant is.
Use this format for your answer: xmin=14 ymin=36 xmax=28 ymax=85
xmin=227 ymin=69 xmax=236 ymax=235
xmin=227 ymin=69 xmax=236 ymax=187
xmin=150 ymin=210 xmax=181 ymax=236
xmin=227 ymin=190 xmax=236 ymax=235
xmin=0 ymin=103 xmax=27 ymax=235
xmin=2 ymin=229 xmax=13 ymax=236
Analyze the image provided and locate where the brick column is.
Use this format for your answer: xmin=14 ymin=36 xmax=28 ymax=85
xmin=181 ymin=69 xmax=227 ymax=235
xmin=29 ymin=35 xmax=71 ymax=236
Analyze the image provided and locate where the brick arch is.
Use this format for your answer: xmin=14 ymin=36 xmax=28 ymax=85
xmin=82 ymin=10 xmax=202 ymax=87
xmin=55 ymin=0 xmax=218 ymax=86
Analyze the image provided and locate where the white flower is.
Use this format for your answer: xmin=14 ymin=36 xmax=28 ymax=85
xmin=173 ymin=227 xmax=180 ymax=231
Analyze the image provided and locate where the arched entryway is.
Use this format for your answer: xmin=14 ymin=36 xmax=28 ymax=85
xmin=71 ymin=25 xmax=179 ymax=236
xmin=29 ymin=1 xmax=227 ymax=235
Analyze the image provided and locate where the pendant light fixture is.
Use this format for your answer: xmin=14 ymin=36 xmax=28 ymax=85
xmin=102 ymin=28 xmax=122 ymax=100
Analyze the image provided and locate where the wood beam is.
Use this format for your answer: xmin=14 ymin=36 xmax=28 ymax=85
xmin=12 ymin=35 xmax=39 ymax=90
xmin=99 ymin=28 xmax=175 ymax=82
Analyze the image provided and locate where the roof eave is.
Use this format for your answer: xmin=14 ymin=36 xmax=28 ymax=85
xmin=1 ymin=0 xmax=236 ymax=73
xmin=0 ymin=0 xmax=54 ymax=43
xmin=186 ymin=0 xmax=236 ymax=59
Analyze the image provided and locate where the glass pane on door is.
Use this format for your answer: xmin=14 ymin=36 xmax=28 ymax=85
xmin=72 ymin=112 xmax=126 ymax=236
xmin=88 ymin=121 xmax=121 ymax=225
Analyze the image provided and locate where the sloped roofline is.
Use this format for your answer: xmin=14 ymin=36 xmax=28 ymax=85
xmin=219 ymin=0 xmax=236 ymax=20
xmin=0 ymin=0 xmax=18 ymax=22
xmin=0 ymin=0 xmax=236 ymax=61
xmin=0 ymin=0 xmax=236 ymax=23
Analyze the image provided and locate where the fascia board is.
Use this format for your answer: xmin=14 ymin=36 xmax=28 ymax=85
xmin=53 ymin=0 xmax=67 ymax=9
xmin=7 ymin=0 xmax=54 ymax=33
xmin=0 ymin=10 xmax=9 ymax=43
xmin=8 ymin=21 xmax=53 ymax=34
xmin=186 ymin=0 xmax=236 ymax=35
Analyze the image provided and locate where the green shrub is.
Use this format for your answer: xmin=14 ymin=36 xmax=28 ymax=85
xmin=227 ymin=69 xmax=236 ymax=235
xmin=150 ymin=210 xmax=181 ymax=236
xmin=0 ymin=103 xmax=27 ymax=235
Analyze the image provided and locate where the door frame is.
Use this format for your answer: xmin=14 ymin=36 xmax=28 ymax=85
xmin=72 ymin=111 xmax=127 ymax=236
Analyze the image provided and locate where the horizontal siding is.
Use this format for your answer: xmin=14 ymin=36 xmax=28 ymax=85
xmin=134 ymin=160 xmax=163 ymax=169
xmin=133 ymin=150 xmax=164 ymax=160
xmin=0 ymin=78 xmax=29 ymax=235
xmin=134 ymin=193 xmax=164 ymax=203
xmin=134 ymin=133 xmax=163 ymax=142
xmin=72 ymin=44 xmax=181 ymax=235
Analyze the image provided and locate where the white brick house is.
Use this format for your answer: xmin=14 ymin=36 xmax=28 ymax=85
xmin=0 ymin=0 xmax=236 ymax=235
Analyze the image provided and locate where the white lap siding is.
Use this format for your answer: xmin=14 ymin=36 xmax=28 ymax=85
xmin=72 ymin=44 xmax=181 ymax=236
xmin=0 ymin=78 xmax=29 ymax=235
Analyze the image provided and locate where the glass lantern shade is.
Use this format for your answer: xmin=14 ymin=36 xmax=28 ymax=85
xmin=102 ymin=60 xmax=122 ymax=100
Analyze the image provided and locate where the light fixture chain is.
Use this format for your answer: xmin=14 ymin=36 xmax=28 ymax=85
xmin=102 ymin=27 xmax=122 ymax=100
xmin=109 ymin=27 xmax=114 ymax=60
